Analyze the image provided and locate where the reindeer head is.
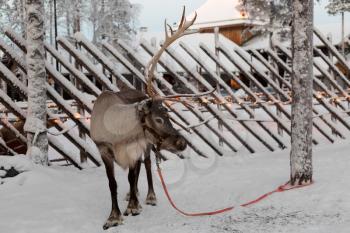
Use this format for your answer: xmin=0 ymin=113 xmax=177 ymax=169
xmin=138 ymin=7 xmax=201 ymax=153
xmin=138 ymin=99 xmax=186 ymax=152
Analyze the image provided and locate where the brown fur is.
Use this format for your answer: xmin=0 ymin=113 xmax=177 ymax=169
xmin=90 ymin=91 xmax=149 ymax=169
xmin=91 ymin=89 xmax=187 ymax=230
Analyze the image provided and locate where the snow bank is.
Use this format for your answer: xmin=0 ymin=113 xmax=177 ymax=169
xmin=0 ymin=155 xmax=34 ymax=172
xmin=1 ymin=141 xmax=350 ymax=232
xmin=0 ymin=155 xmax=34 ymax=181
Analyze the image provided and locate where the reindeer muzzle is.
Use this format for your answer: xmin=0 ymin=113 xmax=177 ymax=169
xmin=159 ymin=134 xmax=187 ymax=152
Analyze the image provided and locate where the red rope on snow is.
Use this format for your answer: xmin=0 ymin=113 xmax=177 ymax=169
xmin=157 ymin=167 xmax=313 ymax=216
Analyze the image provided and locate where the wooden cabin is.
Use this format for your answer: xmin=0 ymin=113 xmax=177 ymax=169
xmin=187 ymin=0 xmax=262 ymax=45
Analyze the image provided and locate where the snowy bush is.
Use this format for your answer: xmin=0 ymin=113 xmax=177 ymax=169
xmin=0 ymin=155 xmax=34 ymax=179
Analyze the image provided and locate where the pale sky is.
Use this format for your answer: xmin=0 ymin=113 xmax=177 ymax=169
xmin=130 ymin=0 xmax=349 ymax=32
xmin=130 ymin=0 xmax=205 ymax=31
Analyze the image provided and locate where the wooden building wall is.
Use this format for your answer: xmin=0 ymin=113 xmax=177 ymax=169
xmin=336 ymin=62 xmax=350 ymax=78
xmin=200 ymin=25 xmax=253 ymax=46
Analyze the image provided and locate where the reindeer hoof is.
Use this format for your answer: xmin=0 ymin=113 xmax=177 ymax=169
xmin=103 ymin=215 xmax=123 ymax=230
xmin=145 ymin=192 xmax=157 ymax=206
xmin=124 ymin=201 xmax=142 ymax=216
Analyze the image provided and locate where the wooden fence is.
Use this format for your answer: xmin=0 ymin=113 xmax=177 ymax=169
xmin=0 ymin=27 xmax=349 ymax=168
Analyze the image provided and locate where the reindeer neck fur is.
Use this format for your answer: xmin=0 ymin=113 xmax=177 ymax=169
xmin=91 ymin=90 xmax=153 ymax=169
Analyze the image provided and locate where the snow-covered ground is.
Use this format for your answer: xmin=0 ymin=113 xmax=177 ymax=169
xmin=1 ymin=141 xmax=350 ymax=233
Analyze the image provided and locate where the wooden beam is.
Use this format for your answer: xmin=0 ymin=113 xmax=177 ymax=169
xmin=0 ymin=88 xmax=83 ymax=169
xmin=104 ymin=41 xmax=219 ymax=156
xmin=181 ymin=42 xmax=287 ymax=149
xmin=0 ymin=59 xmax=101 ymax=167
xmin=252 ymin=49 xmax=343 ymax=141
xmin=57 ymin=37 xmax=119 ymax=92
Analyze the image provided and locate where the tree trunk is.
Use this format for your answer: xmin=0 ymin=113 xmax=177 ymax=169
xmin=341 ymin=11 xmax=345 ymax=58
xmin=290 ymin=0 xmax=313 ymax=185
xmin=24 ymin=0 xmax=48 ymax=165
xmin=20 ymin=0 xmax=26 ymax=38
xmin=101 ymin=0 xmax=106 ymax=40
xmin=73 ymin=0 xmax=81 ymax=34
xmin=49 ymin=0 xmax=54 ymax=64
xmin=66 ymin=7 xmax=71 ymax=36
xmin=49 ymin=0 xmax=53 ymax=46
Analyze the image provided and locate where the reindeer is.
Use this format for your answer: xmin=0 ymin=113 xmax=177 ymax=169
xmin=90 ymin=8 xmax=204 ymax=230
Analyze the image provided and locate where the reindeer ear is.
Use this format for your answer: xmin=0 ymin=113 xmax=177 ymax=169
xmin=138 ymin=99 xmax=152 ymax=114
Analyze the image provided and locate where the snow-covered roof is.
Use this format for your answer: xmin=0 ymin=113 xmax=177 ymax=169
xmin=315 ymin=22 xmax=350 ymax=45
xmin=242 ymin=35 xmax=278 ymax=51
xmin=136 ymin=31 xmax=268 ymax=75
xmin=187 ymin=0 xmax=260 ymax=30
xmin=242 ymin=22 xmax=350 ymax=50
xmin=241 ymin=37 xmax=334 ymax=77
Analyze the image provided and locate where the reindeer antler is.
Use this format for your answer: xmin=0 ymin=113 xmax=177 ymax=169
xmin=145 ymin=6 xmax=197 ymax=98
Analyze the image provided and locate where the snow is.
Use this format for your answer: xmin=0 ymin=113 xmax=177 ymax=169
xmin=1 ymin=141 xmax=350 ymax=232
xmin=0 ymin=60 xmax=27 ymax=92
xmin=0 ymin=87 xmax=27 ymax=118
xmin=44 ymin=41 xmax=102 ymax=97
xmin=326 ymin=1 xmax=350 ymax=15
xmin=45 ymin=63 xmax=95 ymax=112
xmin=25 ymin=0 xmax=48 ymax=163
xmin=186 ymin=0 xmax=262 ymax=30
xmin=0 ymin=169 xmax=6 ymax=177
xmin=26 ymin=146 xmax=44 ymax=165
xmin=137 ymin=32 xmax=265 ymax=74
xmin=0 ymin=155 xmax=34 ymax=172
xmin=242 ymin=22 xmax=350 ymax=50
xmin=74 ymin=32 xmax=134 ymax=85
xmin=57 ymin=36 xmax=119 ymax=92
xmin=315 ymin=22 xmax=350 ymax=46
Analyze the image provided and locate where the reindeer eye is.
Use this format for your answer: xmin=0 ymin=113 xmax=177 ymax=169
xmin=155 ymin=117 xmax=164 ymax=125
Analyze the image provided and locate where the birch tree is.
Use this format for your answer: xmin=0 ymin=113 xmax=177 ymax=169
xmin=290 ymin=0 xmax=313 ymax=185
xmin=90 ymin=0 xmax=139 ymax=46
xmin=327 ymin=0 xmax=350 ymax=14
xmin=89 ymin=0 xmax=101 ymax=43
xmin=237 ymin=0 xmax=292 ymax=41
xmin=0 ymin=0 xmax=26 ymax=36
xmin=326 ymin=0 xmax=350 ymax=57
xmin=72 ymin=0 xmax=84 ymax=34
xmin=24 ymin=0 xmax=48 ymax=165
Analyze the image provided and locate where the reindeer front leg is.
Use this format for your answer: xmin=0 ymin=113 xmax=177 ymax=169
xmin=99 ymin=145 xmax=123 ymax=230
xmin=144 ymin=145 xmax=157 ymax=206
xmin=124 ymin=160 xmax=142 ymax=216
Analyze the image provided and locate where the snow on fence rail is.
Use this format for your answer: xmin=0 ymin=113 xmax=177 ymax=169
xmin=0 ymin=27 xmax=349 ymax=169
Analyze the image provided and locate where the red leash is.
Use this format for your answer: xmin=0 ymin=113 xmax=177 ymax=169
xmin=157 ymin=167 xmax=312 ymax=216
